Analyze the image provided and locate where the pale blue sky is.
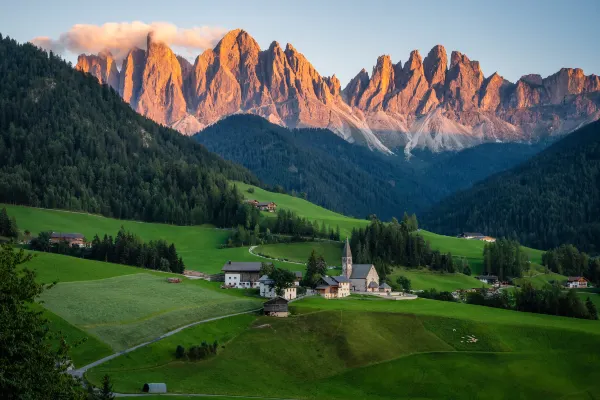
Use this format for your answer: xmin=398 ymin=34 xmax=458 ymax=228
xmin=1 ymin=0 xmax=598 ymax=85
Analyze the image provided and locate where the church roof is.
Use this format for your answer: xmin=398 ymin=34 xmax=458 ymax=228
xmin=343 ymin=238 xmax=352 ymax=258
xmin=350 ymin=264 xmax=374 ymax=279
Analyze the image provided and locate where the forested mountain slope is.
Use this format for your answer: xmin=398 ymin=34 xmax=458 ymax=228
xmin=0 ymin=34 xmax=258 ymax=226
xmin=423 ymin=119 xmax=600 ymax=252
xmin=195 ymin=114 xmax=547 ymax=219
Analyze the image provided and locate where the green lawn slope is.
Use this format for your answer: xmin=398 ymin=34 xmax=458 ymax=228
xmin=88 ymin=299 xmax=600 ymax=399
xmin=253 ymin=241 xmax=342 ymax=265
xmin=388 ymin=268 xmax=487 ymax=292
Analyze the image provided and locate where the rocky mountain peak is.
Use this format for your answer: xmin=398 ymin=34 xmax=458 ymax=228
xmin=75 ymin=51 xmax=119 ymax=91
xmin=445 ymin=51 xmax=484 ymax=110
xmin=423 ymin=45 xmax=447 ymax=96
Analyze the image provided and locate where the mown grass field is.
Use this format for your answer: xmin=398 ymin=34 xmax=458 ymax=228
xmin=232 ymin=182 xmax=369 ymax=238
xmin=254 ymin=241 xmax=343 ymax=265
xmin=388 ymin=268 xmax=487 ymax=292
xmin=88 ymin=298 xmax=600 ymax=399
xmin=40 ymin=272 xmax=261 ymax=351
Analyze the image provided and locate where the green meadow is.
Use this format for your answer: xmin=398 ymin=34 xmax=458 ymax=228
xmin=87 ymin=298 xmax=600 ymax=399
xmin=233 ymin=182 xmax=369 ymax=238
xmin=388 ymin=268 xmax=487 ymax=292
xmin=254 ymin=241 xmax=343 ymax=265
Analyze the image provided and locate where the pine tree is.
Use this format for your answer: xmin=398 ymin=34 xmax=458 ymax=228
xmin=98 ymin=374 xmax=115 ymax=400
xmin=586 ymin=297 xmax=598 ymax=320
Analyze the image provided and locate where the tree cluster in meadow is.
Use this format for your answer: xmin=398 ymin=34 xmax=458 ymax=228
xmin=0 ymin=35 xmax=259 ymax=228
xmin=226 ymin=208 xmax=340 ymax=247
xmin=350 ymin=215 xmax=465 ymax=279
xmin=543 ymin=244 xmax=600 ymax=285
xmin=301 ymin=251 xmax=329 ymax=288
xmin=0 ymin=207 xmax=18 ymax=238
xmin=482 ymin=239 xmax=529 ymax=280
xmin=30 ymin=227 xmax=185 ymax=274
xmin=465 ymin=283 xmax=598 ymax=321
xmin=175 ymin=341 xmax=218 ymax=361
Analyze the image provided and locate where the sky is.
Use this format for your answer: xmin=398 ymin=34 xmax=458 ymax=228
xmin=1 ymin=0 xmax=599 ymax=86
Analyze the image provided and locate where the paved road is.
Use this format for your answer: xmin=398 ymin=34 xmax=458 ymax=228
xmin=248 ymin=246 xmax=305 ymax=265
xmin=69 ymin=309 xmax=261 ymax=378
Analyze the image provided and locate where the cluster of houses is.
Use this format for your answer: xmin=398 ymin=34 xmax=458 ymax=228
xmin=244 ymin=199 xmax=277 ymax=213
xmin=476 ymin=274 xmax=589 ymax=289
xmin=458 ymin=232 xmax=496 ymax=243
xmin=49 ymin=232 xmax=87 ymax=247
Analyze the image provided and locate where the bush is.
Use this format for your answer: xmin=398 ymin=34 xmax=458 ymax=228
xmin=396 ymin=276 xmax=411 ymax=291
xmin=175 ymin=345 xmax=185 ymax=359
xmin=247 ymin=187 xmax=255 ymax=194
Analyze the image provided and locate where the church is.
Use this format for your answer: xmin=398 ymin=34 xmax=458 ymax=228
xmin=316 ymin=238 xmax=381 ymax=297
xmin=342 ymin=238 xmax=380 ymax=292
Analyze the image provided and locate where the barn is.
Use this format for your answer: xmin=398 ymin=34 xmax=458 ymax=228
xmin=263 ymin=297 xmax=289 ymax=317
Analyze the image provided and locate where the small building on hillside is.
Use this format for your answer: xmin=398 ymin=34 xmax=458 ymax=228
xmin=379 ymin=282 xmax=392 ymax=293
xmin=565 ymin=276 xmax=588 ymax=289
xmin=166 ymin=277 xmax=182 ymax=283
xmin=221 ymin=261 xmax=262 ymax=288
xmin=263 ymin=297 xmax=289 ymax=317
xmin=259 ymin=275 xmax=297 ymax=300
xmin=481 ymin=236 xmax=496 ymax=243
xmin=142 ymin=383 xmax=167 ymax=393
xmin=315 ymin=275 xmax=351 ymax=299
xmin=458 ymin=232 xmax=496 ymax=242
xmin=476 ymin=275 xmax=498 ymax=285
xmin=245 ymin=199 xmax=277 ymax=212
xmin=294 ymin=271 xmax=303 ymax=286
xmin=50 ymin=232 xmax=85 ymax=247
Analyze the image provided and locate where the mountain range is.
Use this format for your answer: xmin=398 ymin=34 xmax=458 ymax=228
xmin=76 ymin=29 xmax=600 ymax=154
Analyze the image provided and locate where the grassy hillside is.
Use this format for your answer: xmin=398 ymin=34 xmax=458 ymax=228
xmin=233 ymin=182 xmax=369 ymax=238
xmin=3 ymin=204 xmax=301 ymax=274
xmin=253 ymin=241 xmax=343 ymax=265
xmin=88 ymin=299 xmax=600 ymax=398
xmin=388 ymin=268 xmax=487 ymax=292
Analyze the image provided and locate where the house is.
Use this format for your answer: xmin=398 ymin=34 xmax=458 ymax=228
xmin=259 ymin=275 xmax=297 ymax=300
xmin=263 ymin=297 xmax=290 ymax=317
xmin=245 ymin=199 xmax=277 ymax=212
xmin=458 ymin=232 xmax=485 ymax=240
xmin=221 ymin=261 xmax=262 ymax=288
xmin=481 ymin=236 xmax=496 ymax=243
xmin=342 ymin=238 xmax=379 ymax=292
xmin=315 ymin=275 xmax=351 ymax=299
xmin=294 ymin=271 xmax=302 ymax=286
xmin=379 ymin=283 xmax=392 ymax=293
xmin=166 ymin=277 xmax=182 ymax=283
xmin=50 ymin=232 xmax=85 ymax=247
xmin=565 ymin=276 xmax=588 ymax=289
xmin=476 ymin=275 xmax=499 ymax=285
xmin=142 ymin=383 xmax=167 ymax=393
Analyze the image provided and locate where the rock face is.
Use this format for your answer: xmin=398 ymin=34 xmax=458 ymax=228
xmin=76 ymin=30 xmax=600 ymax=154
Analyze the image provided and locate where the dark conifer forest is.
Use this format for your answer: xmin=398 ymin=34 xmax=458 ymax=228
xmin=0 ymin=34 xmax=258 ymax=226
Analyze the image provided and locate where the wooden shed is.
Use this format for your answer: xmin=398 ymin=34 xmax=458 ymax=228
xmin=263 ymin=297 xmax=289 ymax=317
xmin=142 ymin=383 xmax=167 ymax=393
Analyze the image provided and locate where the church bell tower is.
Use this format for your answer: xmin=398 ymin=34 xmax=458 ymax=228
xmin=342 ymin=238 xmax=353 ymax=278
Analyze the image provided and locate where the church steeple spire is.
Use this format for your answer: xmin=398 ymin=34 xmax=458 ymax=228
xmin=342 ymin=238 xmax=353 ymax=278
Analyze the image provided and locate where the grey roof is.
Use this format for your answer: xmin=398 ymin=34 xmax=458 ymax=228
xmin=333 ymin=276 xmax=350 ymax=283
xmin=343 ymin=238 xmax=352 ymax=258
xmin=321 ymin=276 xmax=339 ymax=287
xmin=567 ymin=276 xmax=586 ymax=282
xmin=259 ymin=274 xmax=273 ymax=284
xmin=476 ymin=275 xmax=498 ymax=280
xmin=144 ymin=383 xmax=167 ymax=393
xmin=463 ymin=232 xmax=485 ymax=237
xmin=368 ymin=281 xmax=379 ymax=288
xmin=51 ymin=232 xmax=84 ymax=239
xmin=222 ymin=262 xmax=262 ymax=272
xmin=379 ymin=283 xmax=391 ymax=289
xmin=350 ymin=264 xmax=374 ymax=279
xmin=264 ymin=297 xmax=288 ymax=305
xmin=257 ymin=201 xmax=275 ymax=206
xmin=294 ymin=271 xmax=303 ymax=278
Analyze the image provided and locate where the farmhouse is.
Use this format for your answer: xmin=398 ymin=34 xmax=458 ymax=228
xmin=50 ymin=232 xmax=85 ymax=247
xmin=342 ymin=238 xmax=380 ymax=292
xmin=458 ymin=232 xmax=496 ymax=242
xmin=221 ymin=261 xmax=262 ymax=288
xmin=245 ymin=199 xmax=277 ymax=212
xmin=315 ymin=275 xmax=351 ymax=299
xmin=263 ymin=297 xmax=289 ymax=317
xmin=565 ymin=276 xmax=588 ymax=289
xmin=259 ymin=274 xmax=297 ymax=300
xmin=476 ymin=275 xmax=498 ymax=285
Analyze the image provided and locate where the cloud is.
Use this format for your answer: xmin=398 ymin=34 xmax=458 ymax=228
xmin=30 ymin=21 xmax=227 ymax=62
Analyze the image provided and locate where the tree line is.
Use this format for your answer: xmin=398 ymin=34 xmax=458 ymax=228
xmin=464 ymin=283 xmax=598 ymax=321
xmin=543 ymin=244 xmax=600 ymax=285
xmin=482 ymin=239 xmax=529 ymax=280
xmin=226 ymin=208 xmax=341 ymax=247
xmin=30 ymin=227 xmax=185 ymax=274
xmin=349 ymin=215 xmax=467 ymax=279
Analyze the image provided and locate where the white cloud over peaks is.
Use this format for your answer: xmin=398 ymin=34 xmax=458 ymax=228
xmin=30 ymin=21 xmax=227 ymax=62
